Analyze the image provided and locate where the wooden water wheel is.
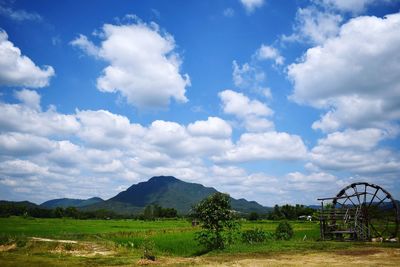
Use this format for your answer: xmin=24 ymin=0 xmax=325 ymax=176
xmin=319 ymin=182 xmax=399 ymax=241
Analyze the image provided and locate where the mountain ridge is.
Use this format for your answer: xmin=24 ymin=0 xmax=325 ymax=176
xmin=40 ymin=197 xmax=104 ymax=209
xmin=101 ymin=176 xmax=270 ymax=214
xmin=2 ymin=176 xmax=272 ymax=215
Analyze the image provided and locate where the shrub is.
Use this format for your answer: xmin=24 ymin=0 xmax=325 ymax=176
xmin=141 ymin=238 xmax=156 ymax=261
xmin=275 ymin=221 xmax=294 ymax=240
xmin=241 ymin=228 xmax=266 ymax=244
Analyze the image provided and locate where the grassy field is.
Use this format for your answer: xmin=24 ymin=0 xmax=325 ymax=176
xmin=0 ymin=216 xmax=399 ymax=266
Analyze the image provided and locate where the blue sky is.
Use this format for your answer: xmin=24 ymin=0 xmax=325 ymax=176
xmin=0 ymin=0 xmax=399 ymax=206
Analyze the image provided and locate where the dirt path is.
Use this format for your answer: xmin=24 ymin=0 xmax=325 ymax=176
xmin=0 ymin=244 xmax=16 ymax=252
xmin=195 ymin=248 xmax=400 ymax=267
xmin=138 ymin=248 xmax=400 ymax=266
xmin=30 ymin=237 xmax=114 ymax=256
xmin=30 ymin=237 xmax=78 ymax=244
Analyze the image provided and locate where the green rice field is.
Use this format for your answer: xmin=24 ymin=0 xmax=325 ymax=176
xmin=0 ymin=217 xmax=398 ymax=266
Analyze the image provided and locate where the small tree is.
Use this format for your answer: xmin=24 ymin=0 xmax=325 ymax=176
xmin=193 ymin=192 xmax=239 ymax=250
xmin=275 ymin=221 xmax=294 ymax=240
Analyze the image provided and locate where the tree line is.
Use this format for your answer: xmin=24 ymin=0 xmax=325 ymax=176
xmin=265 ymin=204 xmax=315 ymax=220
xmin=0 ymin=201 xmax=316 ymax=220
xmin=0 ymin=202 xmax=178 ymax=220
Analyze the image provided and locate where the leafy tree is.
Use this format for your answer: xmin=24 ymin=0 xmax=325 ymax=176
xmin=267 ymin=204 xmax=315 ymax=220
xmin=65 ymin=207 xmax=79 ymax=218
xmin=54 ymin=207 xmax=64 ymax=218
xmin=193 ymin=192 xmax=239 ymax=250
xmin=248 ymin=212 xmax=259 ymax=221
xmin=142 ymin=205 xmax=178 ymax=220
xmin=143 ymin=205 xmax=155 ymax=220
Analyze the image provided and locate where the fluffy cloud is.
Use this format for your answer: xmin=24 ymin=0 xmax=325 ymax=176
xmin=71 ymin=20 xmax=190 ymax=109
xmin=310 ymin=129 xmax=400 ymax=174
xmin=0 ymin=89 xmax=318 ymax=204
xmin=219 ymin=89 xmax=274 ymax=132
xmin=240 ymin=0 xmax=265 ymax=13
xmin=282 ymin=7 xmax=342 ymax=45
xmin=0 ymin=133 xmax=55 ymax=156
xmin=145 ymin=120 xmax=233 ymax=157
xmin=232 ymin=60 xmax=270 ymax=97
xmin=0 ymin=99 xmax=80 ymax=137
xmin=75 ymin=109 xmax=145 ymax=149
xmin=315 ymin=0 xmax=392 ymax=14
xmin=14 ymin=89 xmax=41 ymax=111
xmin=70 ymin=34 xmax=99 ymax=58
xmin=316 ymin=128 xmax=387 ymax=150
xmin=187 ymin=117 xmax=232 ymax=139
xmin=214 ymin=131 xmax=308 ymax=163
xmin=0 ymin=30 xmax=54 ymax=88
xmin=288 ymin=13 xmax=400 ymax=133
xmin=256 ymin=44 xmax=284 ymax=65
xmin=0 ymin=159 xmax=48 ymax=177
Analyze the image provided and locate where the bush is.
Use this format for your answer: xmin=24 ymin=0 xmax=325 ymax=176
xmin=141 ymin=238 xmax=156 ymax=261
xmin=242 ymin=228 xmax=267 ymax=244
xmin=275 ymin=221 xmax=294 ymax=240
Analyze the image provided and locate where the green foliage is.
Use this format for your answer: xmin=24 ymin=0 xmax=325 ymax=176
xmin=248 ymin=212 xmax=260 ymax=221
xmin=142 ymin=204 xmax=178 ymax=220
xmin=141 ymin=237 xmax=156 ymax=261
xmin=275 ymin=221 xmax=294 ymax=240
xmin=0 ymin=234 xmax=28 ymax=247
xmin=64 ymin=207 xmax=79 ymax=218
xmin=241 ymin=228 xmax=274 ymax=244
xmin=193 ymin=192 xmax=240 ymax=250
xmin=2 ymin=216 xmax=389 ymax=265
xmin=268 ymin=204 xmax=315 ymax=220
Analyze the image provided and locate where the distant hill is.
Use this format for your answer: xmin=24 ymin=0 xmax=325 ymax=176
xmin=40 ymin=197 xmax=104 ymax=209
xmin=0 ymin=200 xmax=38 ymax=209
xmin=88 ymin=176 xmax=271 ymax=215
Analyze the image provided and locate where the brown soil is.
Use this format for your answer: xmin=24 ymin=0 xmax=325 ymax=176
xmin=154 ymin=248 xmax=400 ymax=266
xmin=196 ymin=248 xmax=400 ymax=267
xmin=0 ymin=244 xmax=16 ymax=252
xmin=30 ymin=237 xmax=77 ymax=244
xmin=30 ymin=237 xmax=114 ymax=257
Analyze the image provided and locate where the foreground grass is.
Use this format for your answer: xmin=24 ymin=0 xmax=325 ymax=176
xmin=0 ymin=217 xmax=399 ymax=266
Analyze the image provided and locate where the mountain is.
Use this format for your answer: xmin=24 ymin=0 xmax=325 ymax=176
xmin=0 ymin=200 xmax=38 ymax=209
xmin=40 ymin=197 xmax=104 ymax=209
xmin=92 ymin=176 xmax=271 ymax=215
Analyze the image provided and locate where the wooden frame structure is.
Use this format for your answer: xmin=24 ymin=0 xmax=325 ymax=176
xmin=318 ymin=182 xmax=399 ymax=241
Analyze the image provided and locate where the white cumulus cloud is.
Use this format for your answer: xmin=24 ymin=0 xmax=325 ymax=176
xmin=256 ymin=44 xmax=284 ymax=65
xmin=0 ymin=30 xmax=54 ymax=88
xmin=71 ymin=20 xmax=190 ymax=110
xmin=288 ymin=13 xmax=400 ymax=133
xmin=219 ymin=89 xmax=274 ymax=132
xmin=14 ymin=89 xmax=41 ymax=111
xmin=282 ymin=7 xmax=343 ymax=45
xmin=187 ymin=117 xmax=232 ymax=139
xmin=315 ymin=0 xmax=394 ymax=14
xmin=310 ymin=128 xmax=400 ymax=174
xmin=214 ymin=131 xmax=308 ymax=163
